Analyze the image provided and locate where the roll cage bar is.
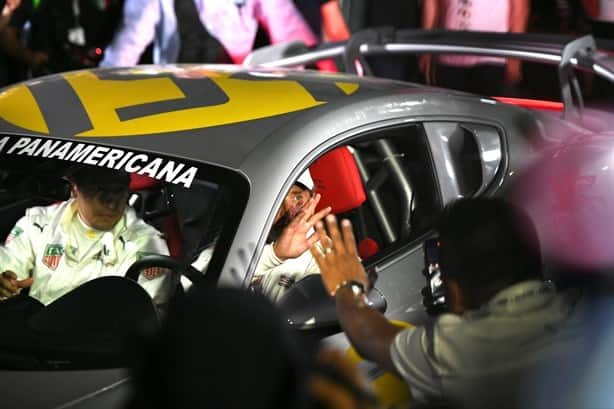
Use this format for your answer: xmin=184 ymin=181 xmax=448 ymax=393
xmin=245 ymin=28 xmax=614 ymax=120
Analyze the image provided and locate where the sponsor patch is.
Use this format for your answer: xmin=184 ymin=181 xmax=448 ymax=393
xmin=137 ymin=251 xmax=166 ymax=280
xmin=42 ymin=244 xmax=64 ymax=270
xmin=142 ymin=266 xmax=165 ymax=280
xmin=5 ymin=226 xmax=23 ymax=245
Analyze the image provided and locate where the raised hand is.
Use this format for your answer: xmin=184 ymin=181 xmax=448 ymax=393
xmin=0 ymin=270 xmax=33 ymax=300
xmin=273 ymin=193 xmax=332 ymax=261
xmin=310 ymin=215 xmax=368 ymax=296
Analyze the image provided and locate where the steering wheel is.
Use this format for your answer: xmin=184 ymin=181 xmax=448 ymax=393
xmin=125 ymin=255 xmax=202 ymax=285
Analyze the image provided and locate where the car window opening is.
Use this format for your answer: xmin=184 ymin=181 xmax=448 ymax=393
xmin=0 ymin=154 xmax=248 ymax=371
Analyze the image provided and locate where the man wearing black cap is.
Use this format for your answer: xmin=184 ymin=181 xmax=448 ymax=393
xmin=0 ymin=165 xmax=172 ymax=306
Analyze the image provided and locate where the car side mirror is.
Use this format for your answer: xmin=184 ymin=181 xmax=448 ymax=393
xmin=277 ymin=274 xmax=387 ymax=331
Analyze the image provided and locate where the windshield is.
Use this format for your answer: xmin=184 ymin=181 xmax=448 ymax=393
xmin=0 ymin=138 xmax=248 ymax=370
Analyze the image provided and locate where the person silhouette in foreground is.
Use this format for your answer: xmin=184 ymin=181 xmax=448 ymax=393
xmin=128 ymin=283 xmax=379 ymax=409
xmin=311 ymin=198 xmax=587 ymax=409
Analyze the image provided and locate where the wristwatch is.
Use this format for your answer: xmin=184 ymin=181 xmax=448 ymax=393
xmin=333 ymin=280 xmax=365 ymax=297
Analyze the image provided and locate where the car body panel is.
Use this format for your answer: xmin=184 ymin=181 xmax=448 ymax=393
xmin=3 ymin=369 xmax=129 ymax=409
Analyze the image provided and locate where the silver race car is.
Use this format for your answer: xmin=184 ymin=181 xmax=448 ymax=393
xmin=0 ymin=30 xmax=613 ymax=408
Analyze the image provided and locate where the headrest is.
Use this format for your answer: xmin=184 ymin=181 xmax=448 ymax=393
xmin=129 ymin=174 xmax=160 ymax=191
xmin=310 ymin=147 xmax=366 ymax=213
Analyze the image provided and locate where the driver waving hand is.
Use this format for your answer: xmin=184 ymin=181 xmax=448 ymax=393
xmin=0 ymin=166 xmax=172 ymax=307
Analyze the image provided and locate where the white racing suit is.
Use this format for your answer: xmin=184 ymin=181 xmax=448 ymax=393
xmin=189 ymin=243 xmax=321 ymax=302
xmin=254 ymin=243 xmax=320 ymax=303
xmin=0 ymin=200 xmax=172 ymax=306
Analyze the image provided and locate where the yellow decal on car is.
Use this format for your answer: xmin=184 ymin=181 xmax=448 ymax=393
xmin=335 ymin=82 xmax=360 ymax=95
xmin=0 ymin=85 xmax=48 ymax=134
xmin=65 ymin=71 xmax=328 ymax=137
xmin=345 ymin=320 xmax=413 ymax=408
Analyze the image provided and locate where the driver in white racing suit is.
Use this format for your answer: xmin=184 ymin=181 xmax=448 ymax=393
xmin=189 ymin=172 xmax=331 ymax=301
xmin=252 ymin=173 xmax=331 ymax=302
xmin=0 ymin=166 xmax=172 ymax=307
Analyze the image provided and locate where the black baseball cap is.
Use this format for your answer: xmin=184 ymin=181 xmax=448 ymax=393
xmin=67 ymin=165 xmax=130 ymax=189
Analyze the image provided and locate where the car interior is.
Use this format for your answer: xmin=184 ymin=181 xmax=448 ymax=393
xmin=277 ymin=123 xmax=443 ymax=335
xmin=0 ymin=154 xmax=242 ymax=370
xmin=0 ymin=120 xmax=486 ymax=368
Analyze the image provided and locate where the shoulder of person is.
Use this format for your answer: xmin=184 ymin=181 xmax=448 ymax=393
xmin=430 ymin=313 xmax=465 ymax=339
xmin=23 ymin=200 xmax=67 ymax=223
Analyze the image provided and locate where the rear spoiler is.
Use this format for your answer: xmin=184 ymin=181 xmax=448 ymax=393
xmin=245 ymin=29 xmax=614 ymax=119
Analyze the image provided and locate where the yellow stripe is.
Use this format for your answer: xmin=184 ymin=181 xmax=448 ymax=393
xmin=0 ymin=71 xmax=360 ymax=137
xmin=345 ymin=320 xmax=414 ymax=407
xmin=65 ymin=72 xmax=328 ymax=137
xmin=335 ymin=82 xmax=360 ymax=95
xmin=371 ymin=373 xmax=412 ymax=408
xmin=0 ymin=85 xmax=49 ymax=134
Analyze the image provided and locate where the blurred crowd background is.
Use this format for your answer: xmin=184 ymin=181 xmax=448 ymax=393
xmin=0 ymin=0 xmax=612 ymax=103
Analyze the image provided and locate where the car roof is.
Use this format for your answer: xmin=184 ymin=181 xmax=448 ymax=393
xmin=0 ymin=65 xmax=432 ymax=169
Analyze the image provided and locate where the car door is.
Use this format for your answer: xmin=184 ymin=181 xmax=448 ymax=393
xmin=283 ymin=118 xmax=506 ymax=329
xmin=365 ymin=120 xmax=506 ymax=326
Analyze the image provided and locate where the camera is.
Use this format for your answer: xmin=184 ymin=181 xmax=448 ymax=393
xmin=422 ymin=237 xmax=447 ymax=314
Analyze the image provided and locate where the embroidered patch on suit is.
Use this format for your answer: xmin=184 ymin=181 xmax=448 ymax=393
xmin=42 ymin=244 xmax=64 ymax=270
xmin=5 ymin=226 xmax=23 ymax=245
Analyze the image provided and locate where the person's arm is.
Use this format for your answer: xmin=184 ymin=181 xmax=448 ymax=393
xmin=259 ymin=250 xmax=321 ymax=302
xmin=419 ymin=0 xmax=440 ymax=83
xmin=0 ymin=0 xmax=20 ymax=31
xmin=321 ymin=0 xmax=350 ymax=42
xmin=0 ymin=217 xmax=37 ymax=299
xmin=258 ymin=0 xmax=318 ymax=47
xmin=505 ymin=0 xmax=529 ymax=84
xmin=509 ymin=0 xmax=529 ymax=34
xmin=253 ymin=243 xmax=283 ymax=278
xmin=335 ymin=285 xmax=403 ymax=374
xmin=0 ymin=15 xmax=47 ymax=66
xmin=310 ymin=215 xmax=402 ymax=374
xmin=422 ymin=0 xmax=440 ymax=30
xmin=100 ymin=0 xmax=161 ymax=67
xmin=119 ymin=226 xmax=172 ymax=306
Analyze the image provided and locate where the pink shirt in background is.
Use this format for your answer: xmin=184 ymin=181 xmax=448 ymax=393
xmin=195 ymin=0 xmax=317 ymax=63
xmin=439 ymin=0 xmax=510 ymax=67
xmin=102 ymin=0 xmax=316 ymax=67
xmin=595 ymin=0 xmax=614 ymax=21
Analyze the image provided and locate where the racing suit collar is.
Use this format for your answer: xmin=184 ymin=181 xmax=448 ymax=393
xmin=60 ymin=199 xmax=128 ymax=234
xmin=60 ymin=199 xmax=128 ymax=265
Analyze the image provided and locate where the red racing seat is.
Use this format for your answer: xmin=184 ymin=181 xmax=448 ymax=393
xmin=309 ymin=147 xmax=379 ymax=259
xmin=310 ymin=146 xmax=366 ymax=213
